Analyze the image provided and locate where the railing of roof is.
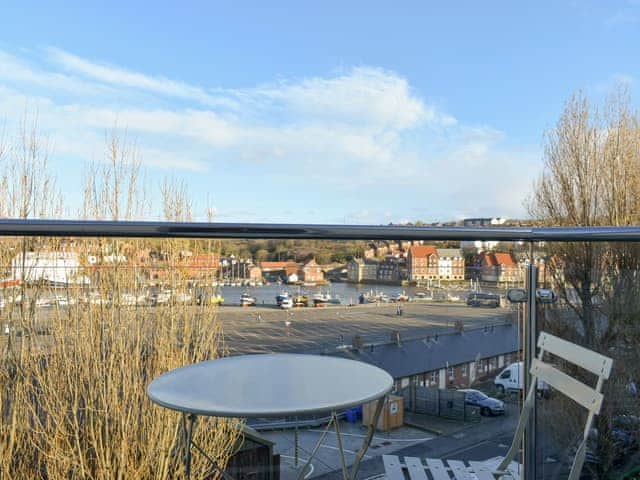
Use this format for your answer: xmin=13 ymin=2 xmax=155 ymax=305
xmin=1 ymin=219 xmax=640 ymax=241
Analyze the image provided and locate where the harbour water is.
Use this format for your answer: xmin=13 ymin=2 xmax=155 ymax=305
xmin=219 ymin=282 xmax=471 ymax=306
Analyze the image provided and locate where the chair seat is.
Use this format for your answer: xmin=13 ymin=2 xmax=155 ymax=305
xmin=382 ymin=455 xmax=521 ymax=480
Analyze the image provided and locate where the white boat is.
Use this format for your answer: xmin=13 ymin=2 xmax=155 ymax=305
xmin=151 ymin=291 xmax=171 ymax=305
xmin=36 ymin=296 xmax=53 ymax=308
xmin=172 ymin=292 xmax=193 ymax=304
xmin=275 ymin=291 xmax=290 ymax=306
xmin=240 ymin=293 xmax=256 ymax=307
xmin=312 ymin=293 xmax=331 ymax=306
xmin=392 ymin=292 xmax=409 ymax=302
xmin=54 ymin=295 xmax=76 ymax=307
xmin=86 ymin=292 xmax=108 ymax=305
xmin=377 ymin=293 xmax=390 ymax=303
xmin=280 ymin=298 xmax=293 ymax=309
xmin=120 ymin=293 xmax=138 ymax=306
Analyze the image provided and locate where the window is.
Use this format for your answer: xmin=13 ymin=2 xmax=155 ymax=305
xmin=500 ymin=369 xmax=511 ymax=379
xmin=461 ymin=364 xmax=468 ymax=377
xmin=448 ymin=367 xmax=454 ymax=379
xmin=431 ymin=371 xmax=437 ymax=384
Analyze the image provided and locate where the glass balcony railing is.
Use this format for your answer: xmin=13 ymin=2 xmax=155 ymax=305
xmin=0 ymin=221 xmax=638 ymax=480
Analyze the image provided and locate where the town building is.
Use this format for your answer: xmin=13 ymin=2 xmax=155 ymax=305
xmin=333 ymin=323 xmax=519 ymax=392
xmin=347 ymin=258 xmax=379 ymax=283
xmin=435 ymin=248 xmax=465 ymax=280
xmin=460 ymin=217 xmax=508 ymax=253
xmin=248 ymin=265 xmax=263 ymax=282
xmin=377 ymin=256 xmax=404 ymax=282
xmin=300 ymin=258 xmax=324 ymax=283
xmin=407 ymin=245 xmax=438 ymax=281
xmin=11 ymin=251 xmax=86 ymax=285
xmin=183 ymin=253 xmax=219 ymax=279
xmin=480 ymin=252 xmax=522 ymax=283
xmin=259 ymin=261 xmax=300 ymax=278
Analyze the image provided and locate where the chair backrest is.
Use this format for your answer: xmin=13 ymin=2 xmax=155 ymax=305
xmin=533 ymin=332 xmax=613 ymax=414
xmin=499 ymin=331 xmax=613 ymax=480
xmin=533 ymin=332 xmax=613 ymax=480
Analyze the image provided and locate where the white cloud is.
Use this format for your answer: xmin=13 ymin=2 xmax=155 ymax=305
xmin=611 ymin=73 xmax=635 ymax=85
xmin=46 ymin=47 xmax=229 ymax=108
xmin=0 ymin=46 xmax=536 ymax=222
xmin=253 ymin=67 xmax=432 ymax=130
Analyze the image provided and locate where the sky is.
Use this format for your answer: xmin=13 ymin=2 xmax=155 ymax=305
xmin=0 ymin=1 xmax=639 ymax=224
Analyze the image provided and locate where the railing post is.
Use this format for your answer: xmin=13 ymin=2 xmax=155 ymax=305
xmin=524 ymin=246 xmax=537 ymax=480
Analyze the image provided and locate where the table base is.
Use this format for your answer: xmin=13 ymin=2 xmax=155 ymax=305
xmin=174 ymin=395 xmax=386 ymax=480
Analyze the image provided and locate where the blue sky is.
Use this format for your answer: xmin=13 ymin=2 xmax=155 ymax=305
xmin=1 ymin=1 xmax=639 ymax=223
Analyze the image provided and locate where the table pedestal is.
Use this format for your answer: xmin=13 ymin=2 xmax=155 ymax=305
xmin=175 ymin=396 xmax=385 ymax=480
xmin=295 ymin=396 xmax=386 ymax=480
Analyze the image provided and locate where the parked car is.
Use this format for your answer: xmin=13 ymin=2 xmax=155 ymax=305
xmin=458 ymin=388 xmax=505 ymax=416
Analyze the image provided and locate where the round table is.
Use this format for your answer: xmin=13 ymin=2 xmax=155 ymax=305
xmin=148 ymin=353 xmax=393 ymax=480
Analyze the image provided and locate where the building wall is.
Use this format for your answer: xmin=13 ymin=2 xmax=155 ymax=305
xmin=395 ymin=352 xmax=517 ymax=392
xmin=11 ymin=251 xmax=80 ymax=284
xmin=347 ymin=260 xmax=362 ymax=282
xmin=301 ymin=260 xmax=324 ymax=282
xmin=363 ymin=264 xmax=379 ymax=281
xmin=408 ymin=254 xmax=438 ymax=281
xmin=249 ymin=266 xmax=262 ymax=281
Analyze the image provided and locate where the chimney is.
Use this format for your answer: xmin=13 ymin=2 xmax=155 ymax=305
xmin=391 ymin=330 xmax=401 ymax=346
xmin=352 ymin=335 xmax=364 ymax=350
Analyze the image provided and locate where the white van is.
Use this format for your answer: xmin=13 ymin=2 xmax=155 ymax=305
xmin=494 ymin=362 xmax=548 ymax=394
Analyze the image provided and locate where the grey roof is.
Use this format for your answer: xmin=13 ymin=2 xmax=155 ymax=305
xmin=436 ymin=248 xmax=463 ymax=258
xmin=331 ymin=324 xmax=518 ymax=379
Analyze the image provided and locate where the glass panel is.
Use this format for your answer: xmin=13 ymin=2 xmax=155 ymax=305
xmin=535 ymin=241 xmax=640 ymax=479
xmin=0 ymin=235 xmax=531 ymax=479
xmin=210 ymin=239 xmax=526 ymax=479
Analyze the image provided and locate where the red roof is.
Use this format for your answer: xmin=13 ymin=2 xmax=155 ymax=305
xmin=409 ymin=245 xmax=437 ymax=258
xmin=493 ymin=253 xmax=516 ymax=266
xmin=481 ymin=252 xmax=496 ymax=266
xmin=260 ymin=261 xmax=298 ymax=269
xmin=189 ymin=253 xmax=218 ymax=264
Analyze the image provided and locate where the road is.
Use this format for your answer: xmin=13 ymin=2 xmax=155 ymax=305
xmin=315 ymin=403 xmax=520 ymax=480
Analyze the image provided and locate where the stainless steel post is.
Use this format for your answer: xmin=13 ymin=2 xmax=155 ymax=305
xmin=524 ymin=245 xmax=537 ymax=480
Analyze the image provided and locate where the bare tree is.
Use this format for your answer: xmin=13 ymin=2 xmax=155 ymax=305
xmin=161 ymin=176 xmax=193 ymax=222
xmin=529 ymin=89 xmax=640 ymax=476
xmin=82 ymin=127 xmax=148 ymax=221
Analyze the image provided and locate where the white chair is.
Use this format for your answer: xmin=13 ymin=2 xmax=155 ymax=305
xmin=382 ymin=331 xmax=613 ymax=480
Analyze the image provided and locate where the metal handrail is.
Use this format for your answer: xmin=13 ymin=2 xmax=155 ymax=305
xmin=1 ymin=219 xmax=640 ymax=241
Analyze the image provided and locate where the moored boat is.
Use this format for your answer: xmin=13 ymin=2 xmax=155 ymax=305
xmin=275 ymin=291 xmax=290 ymax=306
xmin=240 ymin=293 xmax=256 ymax=307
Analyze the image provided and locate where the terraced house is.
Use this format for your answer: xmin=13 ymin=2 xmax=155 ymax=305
xmin=407 ymin=245 xmax=438 ymax=281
